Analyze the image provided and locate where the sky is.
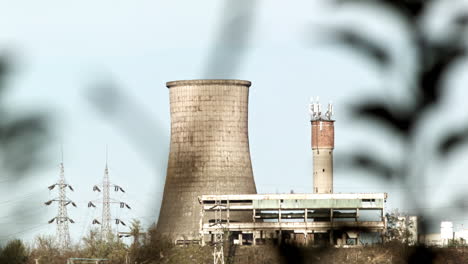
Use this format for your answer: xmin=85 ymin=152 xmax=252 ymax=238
xmin=1 ymin=0 xmax=468 ymax=244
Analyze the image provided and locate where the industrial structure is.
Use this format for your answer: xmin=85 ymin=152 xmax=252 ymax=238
xmin=419 ymin=221 xmax=468 ymax=246
xmin=199 ymin=193 xmax=387 ymax=246
xmin=196 ymin=94 xmax=387 ymax=246
xmin=153 ymin=79 xmax=387 ymax=247
xmin=88 ymin=161 xmax=131 ymax=241
xmin=156 ymin=80 xmax=257 ymax=243
xmin=310 ymin=98 xmax=334 ymax=194
xmin=45 ymin=162 xmax=76 ymax=249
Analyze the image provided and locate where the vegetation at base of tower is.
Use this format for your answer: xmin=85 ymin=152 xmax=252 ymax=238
xmin=29 ymin=236 xmax=62 ymax=264
xmin=81 ymin=229 xmax=127 ymax=263
xmin=385 ymin=211 xmax=411 ymax=243
xmin=0 ymin=215 xmax=450 ymax=264
xmin=11 ymin=236 xmax=468 ymax=264
xmin=25 ymin=230 xmax=127 ymax=264
xmin=447 ymin=238 xmax=467 ymax=248
xmin=0 ymin=239 xmax=28 ymax=264
xmin=0 ymin=214 xmax=451 ymax=264
xmin=28 ymin=235 xmax=78 ymax=264
xmin=0 ymin=214 xmax=465 ymax=264
xmin=128 ymin=224 xmax=212 ymax=264
xmin=129 ymin=219 xmax=142 ymax=256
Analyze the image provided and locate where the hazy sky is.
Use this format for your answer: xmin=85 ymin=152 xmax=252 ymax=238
xmin=1 ymin=0 xmax=468 ymax=244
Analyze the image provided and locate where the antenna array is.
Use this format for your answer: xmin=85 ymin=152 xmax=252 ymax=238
xmin=309 ymin=97 xmax=333 ymax=121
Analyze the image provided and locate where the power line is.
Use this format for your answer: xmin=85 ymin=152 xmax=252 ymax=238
xmin=78 ymin=203 xmax=94 ymax=241
xmin=0 ymin=190 xmax=44 ymax=205
xmin=0 ymin=223 xmax=50 ymax=241
xmin=0 ymin=207 xmax=45 ymax=221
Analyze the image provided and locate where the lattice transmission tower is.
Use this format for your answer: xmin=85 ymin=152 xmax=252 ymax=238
xmin=45 ymin=162 xmax=76 ymax=249
xmin=212 ymin=199 xmax=225 ymax=264
xmin=88 ymin=162 xmax=130 ymax=241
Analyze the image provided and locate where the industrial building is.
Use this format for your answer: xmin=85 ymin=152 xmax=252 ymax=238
xmin=156 ymin=79 xmax=387 ymax=245
xmin=419 ymin=221 xmax=468 ymax=246
xmin=156 ymin=80 xmax=257 ymax=242
xmin=199 ymin=193 xmax=386 ymax=246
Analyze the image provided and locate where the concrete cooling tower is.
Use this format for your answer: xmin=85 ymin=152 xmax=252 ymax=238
xmin=156 ymin=79 xmax=257 ymax=242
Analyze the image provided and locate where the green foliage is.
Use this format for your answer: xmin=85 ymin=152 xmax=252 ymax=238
xmin=128 ymin=224 xmax=213 ymax=264
xmin=28 ymin=235 xmax=76 ymax=264
xmin=128 ymin=219 xmax=142 ymax=262
xmin=448 ymin=238 xmax=466 ymax=248
xmin=130 ymin=219 xmax=142 ymax=247
xmin=29 ymin=235 xmax=59 ymax=264
xmin=0 ymin=239 xmax=28 ymax=264
xmin=331 ymin=0 xmax=468 ymax=230
xmin=81 ymin=229 xmax=127 ymax=263
xmin=131 ymin=224 xmax=171 ymax=263
xmin=28 ymin=232 xmax=127 ymax=264
xmin=385 ymin=210 xmax=412 ymax=243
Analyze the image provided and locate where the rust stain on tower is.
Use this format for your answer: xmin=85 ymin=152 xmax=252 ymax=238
xmin=311 ymin=121 xmax=335 ymax=149
xmin=156 ymin=79 xmax=257 ymax=242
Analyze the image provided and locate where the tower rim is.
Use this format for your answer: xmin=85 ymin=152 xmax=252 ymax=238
xmin=166 ymin=79 xmax=251 ymax=88
xmin=311 ymin=119 xmax=335 ymax=123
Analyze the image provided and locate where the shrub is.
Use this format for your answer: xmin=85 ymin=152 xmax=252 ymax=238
xmin=81 ymin=229 xmax=127 ymax=264
xmin=0 ymin=239 xmax=28 ymax=264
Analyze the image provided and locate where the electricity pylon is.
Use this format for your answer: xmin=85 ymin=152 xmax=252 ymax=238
xmin=88 ymin=163 xmax=130 ymax=241
xmin=45 ymin=162 xmax=76 ymax=249
xmin=213 ymin=200 xmax=225 ymax=264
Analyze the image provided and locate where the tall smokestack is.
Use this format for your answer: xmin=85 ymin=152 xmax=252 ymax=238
xmin=156 ymin=79 xmax=257 ymax=241
xmin=309 ymin=98 xmax=334 ymax=194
